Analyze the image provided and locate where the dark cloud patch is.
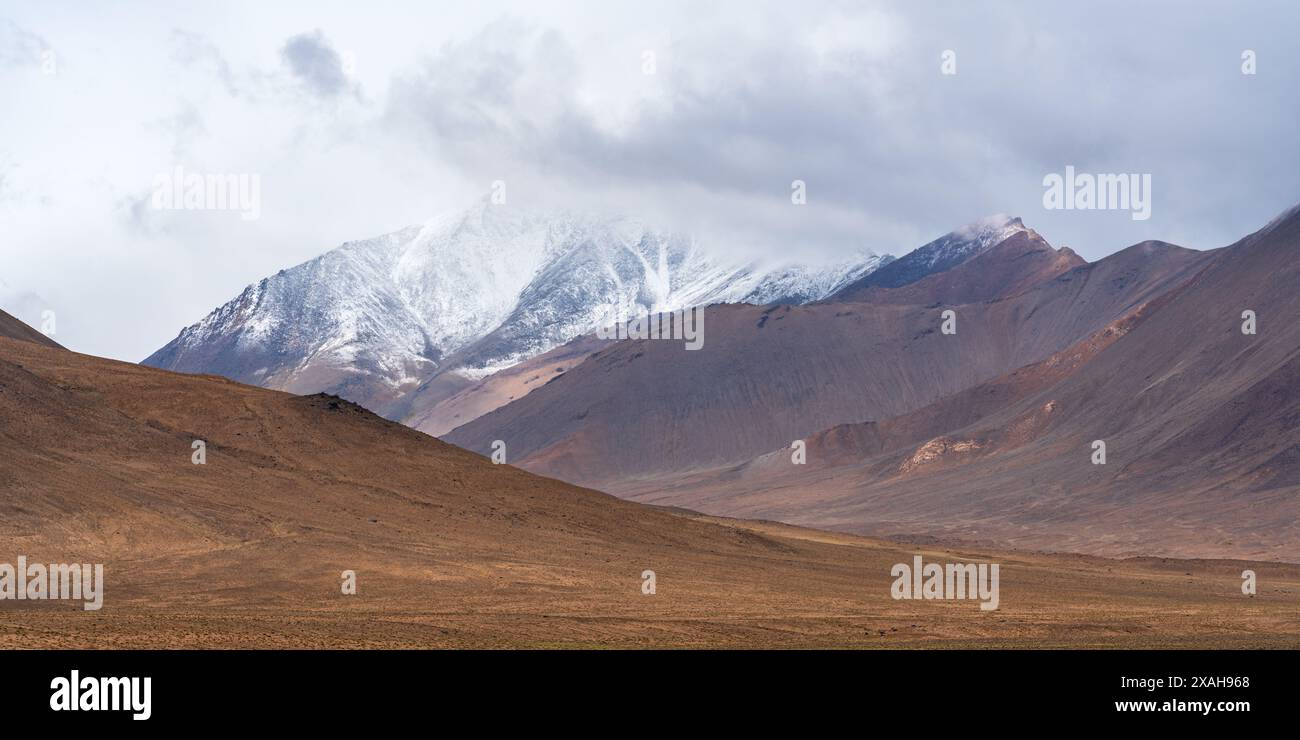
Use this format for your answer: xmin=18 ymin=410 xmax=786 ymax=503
xmin=281 ymin=29 xmax=352 ymax=98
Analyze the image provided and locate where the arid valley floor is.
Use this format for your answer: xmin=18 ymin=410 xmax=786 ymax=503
xmin=6 ymin=525 xmax=1300 ymax=649
xmin=2 ymin=331 xmax=1298 ymax=649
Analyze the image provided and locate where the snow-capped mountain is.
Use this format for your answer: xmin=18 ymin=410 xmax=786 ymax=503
xmin=143 ymin=201 xmax=893 ymax=415
xmin=831 ymin=214 xmax=1028 ymax=296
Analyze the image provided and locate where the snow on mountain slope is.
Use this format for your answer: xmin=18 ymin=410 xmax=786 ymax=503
xmin=831 ymin=214 xmax=1027 ymax=298
xmin=143 ymin=200 xmax=892 ymax=416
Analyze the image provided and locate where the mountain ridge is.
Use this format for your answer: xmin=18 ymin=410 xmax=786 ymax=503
xmin=142 ymin=202 xmax=895 ymax=417
xmin=444 ymin=221 xmax=1213 ymax=481
xmin=535 ymin=206 xmax=1300 ymax=560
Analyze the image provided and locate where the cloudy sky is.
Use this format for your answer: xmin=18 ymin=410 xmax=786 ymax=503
xmin=2 ymin=0 xmax=1298 ymax=361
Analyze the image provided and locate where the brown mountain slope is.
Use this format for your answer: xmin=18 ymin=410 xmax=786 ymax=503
xmin=3 ymin=333 xmax=1300 ymax=647
xmin=447 ymin=235 xmax=1214 ymax=486
xmin=401 ymin=335 xmax=608 ymax=437
xmin=0 ymin=307 xmax=60 ymax=348
xmin=613 ymin=211 xmax=1300 ymax=561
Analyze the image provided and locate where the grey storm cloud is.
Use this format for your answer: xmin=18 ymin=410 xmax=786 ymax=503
xmin=281 ymin=29 xmax=352 ymax=98
xmin=382 ymin=2 xmax=1300 ymax=259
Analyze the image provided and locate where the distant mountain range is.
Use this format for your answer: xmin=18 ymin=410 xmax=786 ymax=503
xmin=449 ymin=207 xmax=1300 ymax=560
xmin=143 ymin=200 xmax=893 ymax=419
xmin=139 ymin=202 xmax=1300 ymax=560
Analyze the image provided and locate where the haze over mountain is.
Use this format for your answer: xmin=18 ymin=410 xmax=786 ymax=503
xmin=143 ymin=200 xmax=892 ymax=418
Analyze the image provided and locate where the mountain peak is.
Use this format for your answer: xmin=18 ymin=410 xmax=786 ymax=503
xmin=953 ymin=213 xmax=1024 ymax=239
xmin=830 ymin=214 xmax=1031 ymax=298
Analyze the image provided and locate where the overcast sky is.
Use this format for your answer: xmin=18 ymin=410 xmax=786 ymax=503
xmin=2 ymin=0 xmax=1298 ymax=361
